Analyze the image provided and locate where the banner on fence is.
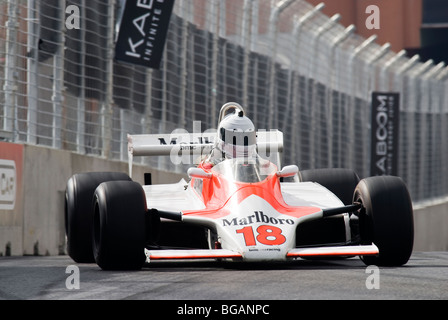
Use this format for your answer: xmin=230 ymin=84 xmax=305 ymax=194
xmin=115 ymin=0 xmax=175 ymax=69
xmin=370 ymin=92 xmax=400 ymax=176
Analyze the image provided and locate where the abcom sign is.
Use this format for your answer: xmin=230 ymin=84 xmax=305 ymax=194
xmin=370 ymin=92 xmax=400 ymax=176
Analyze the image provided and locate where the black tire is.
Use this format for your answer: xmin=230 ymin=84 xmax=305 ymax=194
xmin=299 ymin=168 xmax=360 ymax=205
xmin=93 ymin=181 xmax=147 ymax=270
xmin=65 ymin=172 xmax=131 ymax=263
xmin=353 ymin=176 xmax=414 ymax=266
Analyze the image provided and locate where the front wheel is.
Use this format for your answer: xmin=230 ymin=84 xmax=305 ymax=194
xmin=93 ymin=181 xmax=147 ymax=270
xmin=65 ymin=172 xmax=131 ymax=263
xmin=353 ymin=176 xmax=414 ymax=266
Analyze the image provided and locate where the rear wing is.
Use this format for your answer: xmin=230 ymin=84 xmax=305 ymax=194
xmin=127 ymin=130 xmax=284 ymax=176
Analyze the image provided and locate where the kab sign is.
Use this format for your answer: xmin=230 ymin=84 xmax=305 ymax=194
xmin=115 ymin=0 xmax=175 ymax=69
xmin=370 ymin=92 xmax=400 ymax=176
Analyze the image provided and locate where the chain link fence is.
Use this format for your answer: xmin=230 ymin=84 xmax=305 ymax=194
xmin=1 ymin=0 xmax=448 ymax=203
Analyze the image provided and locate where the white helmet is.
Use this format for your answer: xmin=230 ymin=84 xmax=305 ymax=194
xmin=216 ymin=104 xmax=256 ymax=160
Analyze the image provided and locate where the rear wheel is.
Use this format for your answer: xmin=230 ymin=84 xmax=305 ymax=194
xmin=93 ymin=181 xmax=147 ymax=270
xmin=65 ymin=172 xmax=131 ymax=263
xmin=299 ymin=168 xmax=360 ymax=205
xmin=353 ymin=176 xmax=414 ymax=266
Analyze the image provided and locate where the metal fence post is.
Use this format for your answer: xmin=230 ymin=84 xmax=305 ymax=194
xmin=290 ymin=2 xmax=324 ymax=161
xmin=363 ymin=42 xmax=390 ymax=176
xmin=409 ymin=59 xmax=434 ymax=200
xmin=161 ymin=48 xmax=168 ymax=136
xmin=396 ymin=55 xmax=421 ymax=199
xmin=420 ymin=62 xmax=445 ymax=198
xmin=143 ymin=68 xmax=153 ymax=135
xmin=52 ymin=0 xmax=66 ymax=149
xmin=379 ymin=49 xmax=406 ymax=91
xmin=208 ymin=0 xmax=220 ymax=126
xmin=308 ymin=14 xmax=340 ymax=168
xmin=249 ymin=0 xmax=259 ymax=122
xmin=242 ymin=0 xmax=256 ymax=110
xmin=435 ymin=68 xmax=448 ymax=197
xmin=383 ymin=51 xmax=413 ymax=188
xmin=365 ymin=43 xmax=390 ymax=97
xmin=27 ymin=0 xmax=40 ymax=144
xmin=268 ymin=0 xmax=297 ymax=129
xmin=327 ymin=24 xmax=355 ymax=168
xmin=3 ymin=0 xmax=19 ymax=140
xmin=347 ymin=35 xmax=376 ymax=172
xmin=102 ymin=0 xmax=115 ymax=159
xmin=77 ymin=0 xmax=86 ymax=153
xmin=178 ymin=0 xmax=191 ymax=130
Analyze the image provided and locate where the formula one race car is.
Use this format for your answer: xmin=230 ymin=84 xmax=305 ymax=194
xmin=65 ymin=102 xmax=414 ymax=270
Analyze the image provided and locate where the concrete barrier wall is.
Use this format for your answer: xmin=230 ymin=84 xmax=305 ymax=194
xmin=413 ymin=200 xmax=448 ymax=251
xmin=0 ymin=143 xmax=185 ymax=256
xmin=0 ymin=142 xmax=447 ymax=256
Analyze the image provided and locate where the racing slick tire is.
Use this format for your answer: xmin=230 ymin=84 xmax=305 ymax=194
xmin=65 ymin=172 xmax=132 ymax=263
xmin=353 ymin=176 xmax=414 ymax=266
xmin=93 ymin=180 xmax=147 ymax=270
xmin=299 ymin=168 xmax=360 ymax=205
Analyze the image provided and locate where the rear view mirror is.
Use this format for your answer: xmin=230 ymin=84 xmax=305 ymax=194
xmin=276 ymin=165 xmax=299 ymax=178
xmin=188 ymin=167 xmax=212 ymax=179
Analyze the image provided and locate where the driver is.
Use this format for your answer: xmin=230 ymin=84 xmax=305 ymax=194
xmin=203 ymin=109 xmax=257 ymax=168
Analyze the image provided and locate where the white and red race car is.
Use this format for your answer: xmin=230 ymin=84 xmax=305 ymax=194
xmin=65 ymin=103 xmax=414 ymax=270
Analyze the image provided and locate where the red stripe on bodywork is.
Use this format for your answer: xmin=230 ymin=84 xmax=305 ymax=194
xmin=184 ymin=169 xmax=321 ymax=219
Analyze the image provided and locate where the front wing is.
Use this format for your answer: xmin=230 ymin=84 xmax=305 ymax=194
xmin=145 ymin=244 xmax=379 ymax=262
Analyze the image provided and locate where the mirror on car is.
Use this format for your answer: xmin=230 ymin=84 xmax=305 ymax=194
xmin=188 ymin=167 xmax=212 ymax=179
xmin=276 ymin=165 xmax=299 ymax=178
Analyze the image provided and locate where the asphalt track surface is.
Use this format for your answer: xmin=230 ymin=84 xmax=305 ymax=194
xmin=0 ymin=252 xmax=447 ymax=300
